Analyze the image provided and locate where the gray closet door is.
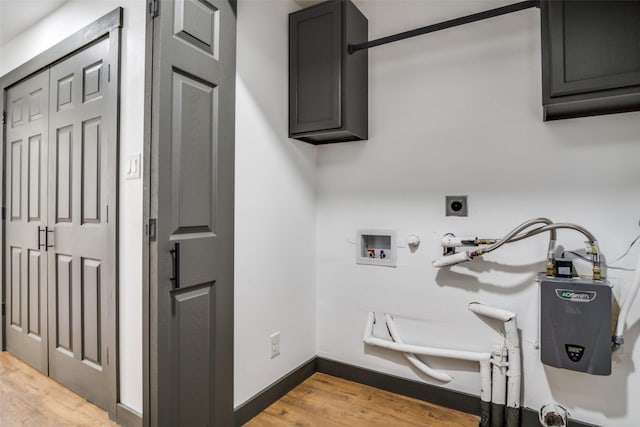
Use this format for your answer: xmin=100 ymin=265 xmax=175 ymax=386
xmin=46 ymin=37 xmax=113 ymax=409
xmin=5 ymin=70 xmax=50 ymax=374
xmin=150 ymin=0 xmax=236 ymax=425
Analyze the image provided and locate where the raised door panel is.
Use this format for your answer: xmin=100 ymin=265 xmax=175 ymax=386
xmin=28 ymin=250 xmax=45 ymax=338
xmin=55 ymin=254 xmax=73 ymax=355
xmin=174 ymin=0 xmax=219 ymax=55
xmin=29 ymin=88 xmax=45 ymax=121
xmin=81 ymin=258 xmax=101 ymax=368
xmin=28 ymin=135 xmax=43 ymax=221
xmin=11 ymin=97 xmax=24 ymax=127
xmin=56 ymin=75 xmax=74 ymax=111
xmin=10 ymin=247 xmax=23 ymax=330
xmin=81 ymin=119 xmax=101 ymax=223
xmin=171 ymin=72 xmax=216 ymax=237
xmin=10 ymin=140 xmax=22 ymax=220
xmin=170 ymin=285 xmax=214 ymax=426
xmin=82 ymin=61 xmax=103 ymax=103
xmin=55 ymin=126 xmax=73 ymax=223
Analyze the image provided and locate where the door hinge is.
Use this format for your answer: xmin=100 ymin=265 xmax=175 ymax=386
xmin=1 ymin=207 xmax=5 ymax=221
xmin=108 ymin=64 xmax=111 ymax=82
xmin=149 ymin=0 xmax=159 ymax=18
xmin=148 ymin=218 xmax=157 ymax=241
xmin=1 ymin=303 xmax=5 ymax=316
xmin=2 ymin=110 xmax=6 ymax=126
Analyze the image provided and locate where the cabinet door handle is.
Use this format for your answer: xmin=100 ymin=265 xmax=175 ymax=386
xmin=45 ymin=226 xmax=54 ymax=250
xmin=37 ymin=226 xmax=46 ymax=250
xmin=170 ymin=243 xmax=180 ymax=289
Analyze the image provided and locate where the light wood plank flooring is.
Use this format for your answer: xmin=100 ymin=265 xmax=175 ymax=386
xmin=2 ymin=351 xmax=479 ymax=426
xmin=245 ymin=373 xmax=479 ymax=427
xmin=0 ymin=351 xmax=117 ymax=427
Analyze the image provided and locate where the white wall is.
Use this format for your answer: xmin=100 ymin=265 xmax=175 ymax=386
xmin=234 ymin=0 xmax=318 ymax=408
xmin=316 ymin=1 xmax=640 ymax=426
xmin=0 ymin=0 xmax=145 ymax=413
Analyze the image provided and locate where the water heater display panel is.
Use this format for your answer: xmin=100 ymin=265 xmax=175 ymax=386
xmin=540 ymin=275 xmax=612 ymax=375
xmin=565 ymin=344 xmax=585 ymax=362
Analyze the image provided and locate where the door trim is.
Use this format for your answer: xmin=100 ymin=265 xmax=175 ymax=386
xmin=142 ymin=4 xmax=154 ymax=426
xmin=1 ymin=7 xmax=122 ymax=418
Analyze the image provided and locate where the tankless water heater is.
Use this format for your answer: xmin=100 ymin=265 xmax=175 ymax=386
xmin=540 ymin=275 xmax=612 ymax=375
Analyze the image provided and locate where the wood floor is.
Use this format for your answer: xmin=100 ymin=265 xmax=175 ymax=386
xmin=245 ymin=373 xmax=480 ymax=427
xmin=1 ymin=351 xmax=479 ymax=426
xmin=0 ymin=352 xmax=117 ymax=427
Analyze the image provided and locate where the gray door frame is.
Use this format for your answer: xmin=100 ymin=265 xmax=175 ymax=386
xmin=0 ymin=8 xmax=122 ymax=418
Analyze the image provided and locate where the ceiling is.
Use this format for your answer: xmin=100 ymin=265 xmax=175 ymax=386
xmin=0 ymin=0 xmax=69 ymax=47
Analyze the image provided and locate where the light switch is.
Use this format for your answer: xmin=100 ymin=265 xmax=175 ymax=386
xmin=125 ymin=154 xmax=141 ymax=180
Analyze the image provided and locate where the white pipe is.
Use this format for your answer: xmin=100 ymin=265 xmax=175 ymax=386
xmin=441 ymin=234 xmax=496 ymax=248
xmin=504 ymin=318 xmax=521 ymax=410
xmin=479 ymin=359 xmax=492 ymax=404
xmin=363 ymin=312 xmax=493 ymax=403
xmin=441 ymin=234 xmax=462 ymax=247
xmin=468 ymin=303 xmax=521 ymax=411
xmin=468 ymin=302 xmax=515 ymax=322
xmin=384 ymin=315 xmax=453 ymax=382
xmin=491 ymin=346 xmax=507 ymax=406
xmin=432 ymin=251 xmax=472 ymax=268
xmin=363 ymin=315 xmax=491 ymax=362
xmin=615 ymin=246 xmax=640 ymax=340
xmin=365 ymin=335 xmax=492 ymax=362
xmin=363 ymin=312 xmax=376 ymax=342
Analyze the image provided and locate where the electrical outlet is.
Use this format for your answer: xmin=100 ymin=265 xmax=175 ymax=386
xmin=270 ymin=332 xmax=280 ymax=359
xmin=445 ymin=195 xmax=468 ymax=217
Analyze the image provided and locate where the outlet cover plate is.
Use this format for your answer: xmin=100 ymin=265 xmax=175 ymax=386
xmin=446 ymin=195 xmax=468 ymax=217
xmin=270 ymin=332 xmax=280 ymax=359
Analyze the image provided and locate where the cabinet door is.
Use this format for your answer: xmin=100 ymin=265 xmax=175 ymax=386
xmin=546 ymin=1 xmax=640 ymax=98
xmin=289 ymin=1 xmax=342 ymax=134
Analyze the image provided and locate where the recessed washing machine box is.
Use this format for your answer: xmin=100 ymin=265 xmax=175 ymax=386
xmin=540 ymin=275 xmax=613 ymax=375
xmin=356 ymin=230 xmax=396 ymax=267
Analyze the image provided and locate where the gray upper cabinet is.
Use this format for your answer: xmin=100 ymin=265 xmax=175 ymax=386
xmin=289 ymin=0 xmax=368 ymax=144
xmin=541 ymin=0 xmax=640 ymax=120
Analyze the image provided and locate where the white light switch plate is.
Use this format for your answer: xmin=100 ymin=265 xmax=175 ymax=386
xmin=125 ymin=154 xmax=141 ymax=180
